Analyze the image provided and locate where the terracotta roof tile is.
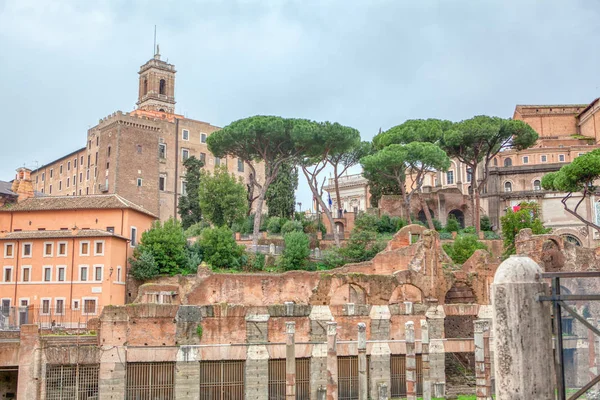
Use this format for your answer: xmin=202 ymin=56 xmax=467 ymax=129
xmin=0 ymin=194 xmax=157 ymax=218
xmin=0 ymin=229 xmax=128 ymax=241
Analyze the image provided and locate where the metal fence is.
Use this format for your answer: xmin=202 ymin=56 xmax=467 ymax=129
xmin=0 ymin=306 xmax=101 ymax=331
xmin=126 ymin=362 xmax=175 ymax=400
xmin=45 ymin=364 xmax=99 ymax=400
xmin=390 ymin=354 xmax=423 ymax=398
xmin=268 ymin=358 xmax=310 ymax=400
xmin=337 ymin=356 xmax=371 ymax=400
xmin=199 ymin=360 xmax=245 ymax=400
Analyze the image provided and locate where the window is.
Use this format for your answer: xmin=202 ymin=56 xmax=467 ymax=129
xmin=136 ymin=145 xmax=142 ymax=154
xmin=55 ymin=299 xmax=64 ymax=315
xmin=107 ymin=146 xmax=111 ymax=157
xmin=541 ymin=155 xmax=547 ymax=163
xmin=44 ymin=242 xmax=53 ymax=257
xmin=49 ymin=185 xmax=52 ymax=194
xmin=107 ymin=226 xmax=115 ymax=233
xmin=158 ymin=143 xmax=166 ymax=159
xmin=534 ymin=180 xmax=542 ymax=191
xmin=80 ymin=172 xmax=83 ymax=183
xmin=57 ymin=266 xmax=66 ymax=282
xmin=182 ymin=129 xmax=189 ymax=141
xmin=87 ymin=155 xmax=91 ymax=167
xmin=36 ymin=175 xmax=39 ymax=184
xmin=523 ymin=156 xmax=529 ymax=164
xmin=59 ymin=165 xmax=63 ymax=175
xmin=493 ymin=158 xmax=498 ymax=166
xmin=3 ymin=267 xmax=12 ymax=282
xmin=94 ymin=266 xmax=103 ymax=281
xmin=446 ymin=170 xmax=454 ymax=185
xmin=504 ymin=158 xmax=512 ymax=167
xmin=182 ymin=149 xmax=189 ymax=161
xmin=86 ymin=170 xmax=90 ymax=181
xmin=80 ymin=241 xmax=90 ymax=256
xmin=106 ymin=162 xmax=110 ymax=169
xmin=83 ymin=299 xmax=97 ymax=314
xmin=59 ymin=181 xmax=62 ymax=191
xmin=72 ymin=300 xmax=80 ymax=310
xmin=94 ymin=241 xmax=104 ymax=256
xmin=22 ymin=243 xmax=32 ymax=257
xmin=131 ymin=227 xmax=138 ymax=247
xmin=22 ymin=267 xmax=30 ymax=282
xmin=67 ymin=161 xmax=71 ymax=171
xmin=117 ymin=267 xmax=122 ymax=282
xmin=181 ymin=180 xmax=187 ymax=196
xmin=58 ymin=242 xmax=67 ymax=257
xmin=504 ymin=181 xmax=512 ymax=192
xmin=466 ymin=167 xmax=472 ymax=183
xmin=96 ymin=137 xmax=99 ymax=146
xmin=66 ymin=177 xmax=70 ymax=188
xmin=559 ymin=154 xmax=566 ymax=162
xmin=80 ymin=266 xmax=88 ymax=281
xmin=50 ymin=169 xmax=54 ymax=178
xmin=159 ymin=176 xmax=166 ymax=191
xmin=81 ymin=155 xmax=84 ymax=165
xmin=42 ymin=299 xmax=50 ymax=315
xmin=201 ymin=133 xmax=207 ymax=143
xmin=74 ymin=158 xmax=78 ymax=168
xmin=44 ymin=266 xmax=52 ymax=282
xmin=4 ymin=243 xmax=14 ymax=258
xmin=238 ymin=158 xmax=244 ymax=172
xmin=159 ymin=79 xmax=166 ymax=95
xmin=41 ymin=172 xmax=45 ymax=181
xmin=137 ymin=178 xmax=143 ymax=187
xmin=200 ymin=153 xmax=206 ymax=164
xmin=143 ymin=78 xmax=148 ymax=95
xmin=199 ymin=361 xmax=244 ymax=399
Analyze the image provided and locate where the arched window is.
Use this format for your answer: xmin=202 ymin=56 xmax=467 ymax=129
xmin=504 ymin=158 xmax=512 ymax=167
xmin=504 ymin=181 xmax=512 ymax=192
xmin=159 ymin=79 xmax=166 ymax=95
xmin=533 ymin=180 xmax=541 ymax=191
xmin=562 ymin=234 xmax=581 ymax=246
xmin=493 ymin=158 xmax=498 ymax=166
xmin=143 ymin=79 xmax=148 ymax=95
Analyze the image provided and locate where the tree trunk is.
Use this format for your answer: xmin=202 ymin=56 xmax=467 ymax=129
xmin=419 ymin=192 xmax=435 ymax=230
xmin=334 ymin=165 xmax=342 ymax=218
xmin=474 ymin=190 xmax=481 ymax=233
xmin=400 ymin=183 xmax=412 ymax=224
xmin=303 ymin=168 xmax=341 ymax=247
xmin=252 ymin=188 xmax=267 ymax=248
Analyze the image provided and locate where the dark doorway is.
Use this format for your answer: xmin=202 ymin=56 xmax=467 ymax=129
xmin=417 ymin=209 xmax=435 ymax=224
xmin=448 ymin=209 xmax=465 ymax=228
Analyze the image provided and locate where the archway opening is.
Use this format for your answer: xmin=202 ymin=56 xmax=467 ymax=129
xmin=417 ymin=209 xmax=435 ymax=225
xmin=448 ymin=209 xmax=465 ymax=229
xmin=562 ymin=234 xmax=582 ymax=246
xmin=389 ymin=284 xmax=423 ymax=304
xmin=330 ymin=283 xmax=367 ymax=305
xmin=334 ymin=222 xmax=345 ymax=234
xmin=444 ymin=282 xmax=476 ymax=304
xmin=504 ymin=158 xmax=512 ymax=167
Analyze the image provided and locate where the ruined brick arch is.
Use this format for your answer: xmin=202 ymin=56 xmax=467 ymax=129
xmin=388 ymin=284 xmax=423 ymax=304
xmin=329 ymin=283 xmax=367 ymax=305
xmin=444 ymin=281 xmax=476 ymax=304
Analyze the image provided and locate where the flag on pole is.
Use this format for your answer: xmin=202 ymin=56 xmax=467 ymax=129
xmin=328 ymin=192 xmax=333 ymax=209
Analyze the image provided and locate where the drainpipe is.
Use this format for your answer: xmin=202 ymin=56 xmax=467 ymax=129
xmin=174 ymin=118 xmax=180 ymax=219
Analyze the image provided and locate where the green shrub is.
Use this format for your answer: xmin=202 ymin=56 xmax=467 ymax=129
xmin=354 ymin=213 xmax=380 ymax=232
xmin=322 ymin=248 xmax=345 ymax=269
xmin=439 ymin=232 xmax=453 ymax=240
xmin=134 ymin=219 xmax=189 ymax=276
xmin=391 ymin=216 xmax=408 ymax=232
xmin=483 ymin=231 xmax=500 ymax=240
xmin=443 ymin=234 xmax=488 ymax=264
xmin=199 ymin=226 xmax=246 ymax=269
xmin=377 ymin=214 xmax=397 ymax=233
xmin=129 ymin=250 xmax=159 ymax=280
xmin=445 ymin=215 xmax=461 ymax=232
xmin=281 ymin=220 xmax=304 ymax=235
xmin=463 ymin=226 xmax=476 ymax=234
xmin=501 ymin=202 xmax=550 ymax=257
xmin=267 ymin=217 xmax=285 ymax=234
xmin=185 ymin=241 xmax=203 ymax=273
xmin=184 ymin=221 xmax=211 ymax=238
xmin=432 ymin=219 xmax=443 ymax=231
xmin=480 ymin=215 xmax=492 ymax=231
xmin=230 ymin=221 xmax=243 ymax=233
xmin=341 ymin=230 xmax=386 ymax=263
xmin=240 ymin=214 xmax=254 ymax=234
xmin=196 ymin=324 xmax=203 ymax=339
xmin=245 ymin=252 xmax=266 ymax=271
xmin=279 ymin=231 xmax=311 ymax=271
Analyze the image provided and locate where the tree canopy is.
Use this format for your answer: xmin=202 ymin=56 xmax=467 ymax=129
xmin=442 ymin=116 xmax=538 ymax=231
xmin=178 ymin=156 xmax=204 ymax=229
xmin=198 ymin=166 xmax=248 ymax=227
xmin=207 ymin=116 xmax=318 ymax=246
xmin=542 ymin=149 xmax=600 ymax=231
xmin=373 ymin=118 xmax=452 ymax=149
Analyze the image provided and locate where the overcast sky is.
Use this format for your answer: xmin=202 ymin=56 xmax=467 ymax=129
xmin=1 ymin=0 xmax=599 ymax=210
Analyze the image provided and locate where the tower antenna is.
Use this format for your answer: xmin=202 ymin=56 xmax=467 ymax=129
xmin=153 ymin=25 xmax=157 ymax=55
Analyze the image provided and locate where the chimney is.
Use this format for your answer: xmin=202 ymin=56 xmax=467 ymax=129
xmin=11 ymin=167 xmax=34 ymax=202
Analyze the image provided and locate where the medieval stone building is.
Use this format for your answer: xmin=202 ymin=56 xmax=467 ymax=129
xmin=28 ymin=50 xmax=264 ymax=221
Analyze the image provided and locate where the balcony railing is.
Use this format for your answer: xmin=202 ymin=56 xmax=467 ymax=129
xmin=0 ymin=306 xmax=101 ymax=332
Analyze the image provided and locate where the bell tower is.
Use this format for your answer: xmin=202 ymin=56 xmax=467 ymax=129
xmin=137 ymin=46 xmax=176 ymax=113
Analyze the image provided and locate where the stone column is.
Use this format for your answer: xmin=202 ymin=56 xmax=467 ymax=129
xmin=492 ymin=255 xmax=553 ymax=399
xmin=327 ymin=322 xmax=338 ymax=400
xmin=16 ymin=324 xmax=40 ymax=400
xmin=358 ymin=323 xmax=367 ymax=400
xmin=475 ymin=319 xmax=492 ymax=400
xmin=406 ymin=321 xmax=416 ymax=400
xmin=310 ymin=306 xmax=332 ymax=399
xmin=286 ymin=322 xmax=296 ymax=400
xmin=421 ymin=319 xmax=431 ymax=400
xmin=425 ymin=305 xmax=446 ymax=397
xmin=98 ymin=307 xmax=128 ymax=400
xmin=369 ymin=305 xmax=391 ymax=400
xmin=175 ymin=346 xmax=201 ymax=400
xmin=245 ymin=345 xmax=269 ymax=400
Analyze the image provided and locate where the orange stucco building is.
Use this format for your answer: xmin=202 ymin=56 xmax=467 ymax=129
xmin=0 ymin=171 xmax=156 ymax=326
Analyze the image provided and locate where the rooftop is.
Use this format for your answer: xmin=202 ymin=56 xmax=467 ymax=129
xmin=0 ymin=229 xmax=128 ymax=241
xmin=0 ymin=180 xmax=16 ymax=197
xmin=0 ymin=194 xmax=157 ymax=218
